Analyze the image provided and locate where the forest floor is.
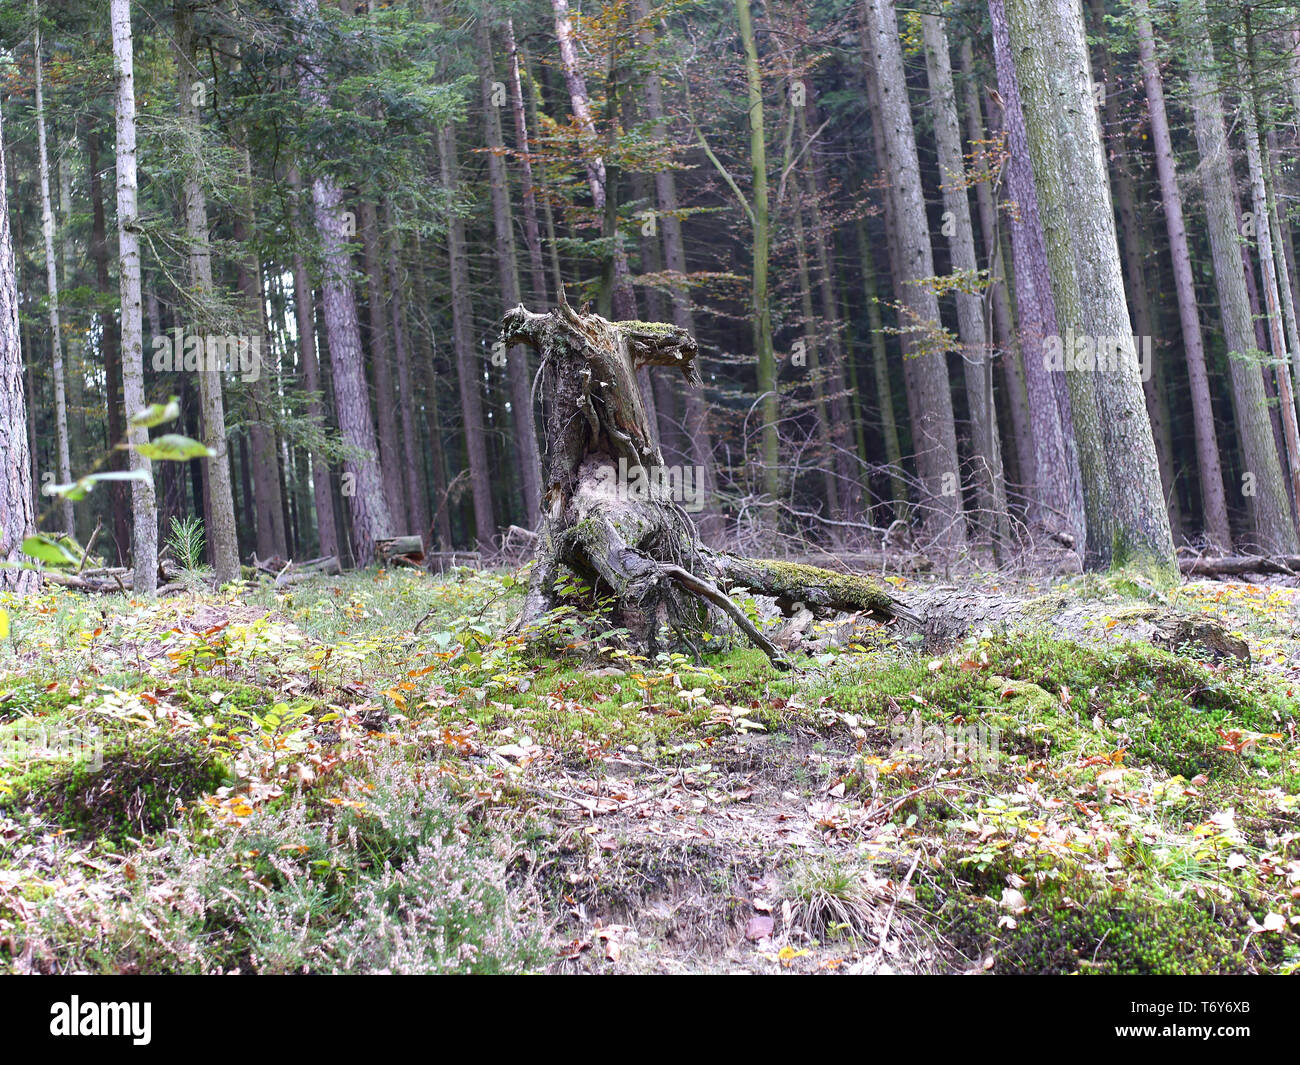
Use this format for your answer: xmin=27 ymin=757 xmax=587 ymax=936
xmin=0 ymin=561 xmax=1297 ymax=974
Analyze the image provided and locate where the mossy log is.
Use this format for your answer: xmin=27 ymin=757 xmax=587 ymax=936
xmin=501 ymin=297 xmax=920 ymax=670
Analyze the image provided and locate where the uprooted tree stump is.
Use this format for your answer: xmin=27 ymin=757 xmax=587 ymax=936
xmin=500 ymin=299 xmax=921 ymax=671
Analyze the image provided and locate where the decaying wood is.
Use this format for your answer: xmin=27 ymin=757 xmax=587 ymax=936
xmin=501 ymin=297 xmax=920 ymax=669
xmin=375 ymin=535 xmax=425 ymax=568
xmin=1178 ymin=554 xmax=1300 ymax=576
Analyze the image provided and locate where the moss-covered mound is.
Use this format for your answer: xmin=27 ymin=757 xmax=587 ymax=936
xmin=3 ymin=737 xmax=230 ymax=844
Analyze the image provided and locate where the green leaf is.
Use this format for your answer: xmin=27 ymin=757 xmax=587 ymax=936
xmin=21 ymin=534 xmax=82 ymax=568
xmin=135 ymin=434 xmax=216 ymax=462
xmin=44 ymin=468 xmax=153 ymax=501
xmin=129 ymin=397 xmax=182 ymax=428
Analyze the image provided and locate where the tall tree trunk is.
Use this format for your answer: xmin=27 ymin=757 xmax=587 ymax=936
xmin=504 ymin=18 xmax=548 ymax=308
xmin=436 ymin=122 xmax=496 ymax=551
xmin=288 ymin=167 xmax=338 ymax=561
xmin=235 ymin=148 xmax=288 ymax=560
xmin=0 ymin=96 xmax=38 ymax=592
xmin=292 ymin=0 xmax=391 ymax=563
xmin=734 ymin=0 xmax=780 ymax=503
xmin=549 ymin=0 xmax=637 ymax=320
xmin=382 ymin=204 xmax=430 ymax=538
xmin=632 ymin=0 xmax=720 ymax=539
xmin=173 ymin=0 xmax=240 ymax=583
xmin=410 ymin=231 xmax=453 ymax=551
xmin=1005 ymin=0 xmax=1175 ymax=572
xmin=1133 ymin=0 xmax=1231 ymax=550
xmin=922 ymin=13 xmax=1009 ymax=552
xmin=86 ymin=127 xmax=129 ymax=563
xmin=111 ymin=0 xmax=157 ymax=595
xmin=478 ymin=21 xmax=542 ymax=527
xmin=988 ymin=0 xmax=1085 ymax=549
xmin=33 ymin=23 xmax=74 ymax=536
xmin=1180 ymin=0 xmax=1297 ymax=552
xmin=1238 ymin=40 xmax=1300 ymax=530
xmin=863 ymin=0 xmax=966 ymax=553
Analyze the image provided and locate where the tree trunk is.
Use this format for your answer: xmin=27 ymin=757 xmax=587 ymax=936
xmin=1180 ymin=0 xmax=1297 ymax=553
xmin=86 ymin=127 xmax=130 ymax=564
xmin=478 ymin=21 xmax=542 ymax=527
xmin=382 ymin=203 xmax=430 ymax=538
xmin=502 ymin=298 xmax=919 ymax=671
xmin=293 ymin=0 xmax=391 ymax=564
xmin=111 ymin=0 xmax=157 ymax=596
xmin=288 ymin=167 xmax=338 ymax=561
xmin=436 ymin=122 xmax=496 ymax=551
xmin=1133 ymin=0 xmax=1231 ymax=551
xmin=504 ymin=18 xmax=548 ymax=308
xmin=173 ymin=0 xmax=241 ymax=584
xmin=1005 ymin=0 xmax=1175 ymax=573
xmin=0 ymin=96 xmax=38 ymax=592
xmin=33 ymin=24 xmax=75 ymax=537
xmin=922 ymin=13 xmax=1010 ymax=552
xmin=988 ymin=0 xmax=1085 ymax=548
xmin=863 ymin=0 xmax=966 ymax=554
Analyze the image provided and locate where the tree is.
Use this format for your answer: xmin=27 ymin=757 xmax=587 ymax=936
xmin=112 ymin=0 xmax=157 ymax=596
xmin=292 ymin=0 xmax=392 ymax=564
xmin=1005 ymin=0 xmax=1175 ymax=572
xmin=863 ymin=0 xmax=966 ymax=553
xmin=0 ymin=94 xmax=38 ymax=593
xmin=173 ymin=0 xmax=240 ymax=584
xmin=1133 ymin=0 xmax=1232 ymax=550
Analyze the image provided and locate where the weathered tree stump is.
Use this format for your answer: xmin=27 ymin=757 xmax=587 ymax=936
xmin=501 ymin=297 xmax=920 ymax=670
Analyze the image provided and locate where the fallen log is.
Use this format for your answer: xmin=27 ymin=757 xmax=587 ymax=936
xmin=1179 ymin=554 xmax=1300 ymax=577
xmin=500 ymin=296 xmax=919 ymax=670
xmin=376 ymin=535 xmax=425 ymax=568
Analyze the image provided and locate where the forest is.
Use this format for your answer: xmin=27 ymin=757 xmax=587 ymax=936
xmin=0 ymin=0 xmax=1297 ymax=980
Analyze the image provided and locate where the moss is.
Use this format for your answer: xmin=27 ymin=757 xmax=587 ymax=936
xmin=0 ymin=679 xmax=84 ymax=724
xmin=937 ymin=885 xmax=1262 ymax=974
xmin=2 ymin=737 xmax=231 ymax=845
xmin=744 ymin=559 xmax=902 ymax=615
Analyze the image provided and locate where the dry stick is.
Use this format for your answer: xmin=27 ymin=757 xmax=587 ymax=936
xmin=869 ymin=846 xmax=923 ymax=970
xmin=77 ymin=519 xmax=103 ymax=575
xmin=660 ymin=563 xmax=793 ymax=671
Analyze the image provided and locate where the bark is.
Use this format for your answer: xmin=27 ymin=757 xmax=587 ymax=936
xmin=1133 ymin=0 xmax=1232 ymax=551
xmin=409 ymin=231 xmax=453 ymax=551
xmin=1238 ymin=38 xmax=1300 ymax=535
xmin=504 ymin=18 xmax=548 ymax=308
xmin=358 ymin=201 xmax=406 ymax=528
xmin=1180 ymin=0 xmax=1297 ymax=552
xmin=550 ymin=0 xmax=637 ymax=321
xmin=0 ymin=98 xmax=38 ymax=592
xmin=173 ymin=1 xmax=240 ymax=584
xmin=288 ymin=167 xmax=338 ymax=561
xmin=477 ymin=22 xmax=542 ymax=527
xmin=863 ymin=0 xmax=966 ymax=553
xmin=33 ymin=25 xmax=74 ymax=537
xmin=235 ymin=148 xmax=288 ymax=560
xmin=293 ymin=0 xmax=391 ymax=563
xmin=501 ymin=298 xmax=919 ymax=670
xmin=111 ymin=0 xmax=157 ymax=596
xmin=959 ymin=38 xmax=1031 ymax=499
xmin=922 ymin=13 xmax=1010 ymax=551
xmin=632 ymin=0 xmax=720 ymax=539
xmin=382 ymin=204 xmax=430 ymax=537
xmin=988 ymin=0 xmax=1084 ymax=545
xmin=86 ymin=127 xmax=129 ymax=563
xmin=436 ymin=122 xmax=496 ymax=551
xmin=1005 ymin=0 xmax=1175 ymax=572
xmin=734 ymin=0 xmax=780 ymax=501
xmin=855 ymin=216 xmax=908 ymax=516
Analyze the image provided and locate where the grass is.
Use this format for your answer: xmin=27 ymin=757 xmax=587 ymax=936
xmin=0 ymin=564 xmax=1296 ymax=973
